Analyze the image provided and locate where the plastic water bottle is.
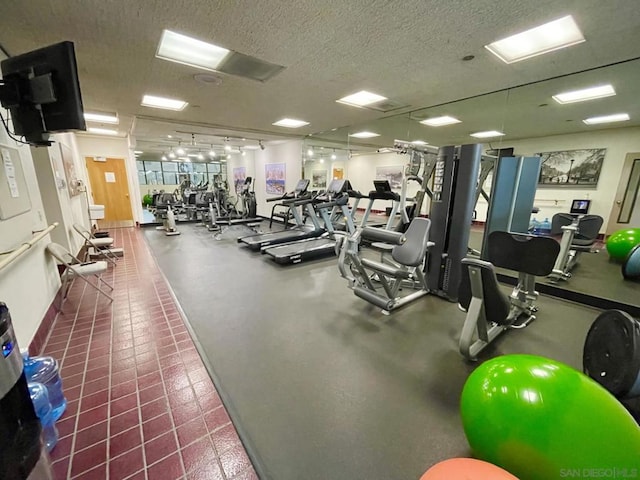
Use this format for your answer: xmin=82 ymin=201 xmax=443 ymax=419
xmin=531 ymin=217 xmax=540 ymax=235
xmin=28 ymin=382 xmax=59 ymax=452
xmin=22 ymin=350 xmax=67 ymax=421
xmin=540 ymin=217 xmax=552 ymax=236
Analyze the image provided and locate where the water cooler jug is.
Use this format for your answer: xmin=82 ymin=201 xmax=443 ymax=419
xmin=0 ymin=303 xmax=53 ymax=480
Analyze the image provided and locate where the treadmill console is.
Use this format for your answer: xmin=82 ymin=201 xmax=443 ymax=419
xmin=294 ymin=179 xmax=310 ymax=196
xmin=373 ymin=180 xmax=392 ymax=193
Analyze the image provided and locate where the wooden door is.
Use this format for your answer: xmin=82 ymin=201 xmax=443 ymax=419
xmin=85 ymin=157 xmax=133 ymax=224
xmin=607 ymin=152 xmax=640 ymax=234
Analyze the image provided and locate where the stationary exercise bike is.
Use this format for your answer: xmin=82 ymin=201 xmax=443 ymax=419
xmin=457 ymin=231 xmax=559 ymax=361
xmin=547 ymin=200 xmax=603 ymax=283
xmin=154 ymin=193 xmax=181 ymax=236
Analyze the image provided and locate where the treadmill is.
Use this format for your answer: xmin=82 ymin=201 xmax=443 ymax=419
xmin=238 ymin=179 xmax=323 ymax=251
xmin=263 ymin=179 xmax=355 ymax=265
xmin=360 ymin=180 xmax=402 ymax=229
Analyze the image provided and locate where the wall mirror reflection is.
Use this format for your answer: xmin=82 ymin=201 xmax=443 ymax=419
xmin=310 ymin=58 xmax=640 ymax=314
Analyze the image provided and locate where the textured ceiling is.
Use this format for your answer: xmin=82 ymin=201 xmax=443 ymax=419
xmin=312 ymin=58 xmax=640 ymax=149
xmin=2 ymin=0 xmax=640 ymax=149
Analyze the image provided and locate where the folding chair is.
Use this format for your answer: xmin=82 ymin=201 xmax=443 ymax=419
xmin=46 ymin=243 xmax=114 ymax=308
xmin=72 ymin=223 xmax=120 ymax=266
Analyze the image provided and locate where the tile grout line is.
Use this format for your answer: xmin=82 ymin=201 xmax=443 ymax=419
xmin=63 ymin=277 xmax=98 ymax=479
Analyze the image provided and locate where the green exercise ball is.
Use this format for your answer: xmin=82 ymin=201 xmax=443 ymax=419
xmin=606 ymin=228 xmax=640 ymax=260
xmin=460 ymin=355 xmax=640 ymax=480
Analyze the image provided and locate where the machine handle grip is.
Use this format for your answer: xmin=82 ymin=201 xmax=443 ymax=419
xmin=361 ymin=227 xmax=406 ymax=244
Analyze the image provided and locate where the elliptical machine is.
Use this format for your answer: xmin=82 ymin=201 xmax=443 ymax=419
xmin=239 ymin=177 xmax=257 ymax=219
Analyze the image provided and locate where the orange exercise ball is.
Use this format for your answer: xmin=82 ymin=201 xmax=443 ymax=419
xmin=420 ymin=458 xmax=519 ymax=479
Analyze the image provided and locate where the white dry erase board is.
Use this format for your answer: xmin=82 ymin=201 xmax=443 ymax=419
xmin=0 ymin=145 xmax=32 ymax=219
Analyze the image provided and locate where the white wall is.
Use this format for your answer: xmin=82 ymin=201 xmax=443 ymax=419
xmin=474 ymin=127 xmax=640 ymax=230
xmin=0 ymin=126 xmax=60 ymax=348
xmin=347 ymin=152 xmax=426 ymax=214
xmin=75 ymin=134 xmax=143 ymax=224
xmin=254 ymin=141 xmax=303 ymax=217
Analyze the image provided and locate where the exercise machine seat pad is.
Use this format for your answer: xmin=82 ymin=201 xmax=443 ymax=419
xmin=573 ymin=215 xmax=604 ymax=243
xmin=459 ymin=258 xmax=511 ymax=324
xmin=392 ymin=218 xmax=431 ymax=267
xmin=487 ymin=231 xmax=560 ymax=276
xmin=360 ymin=258 xmax=412 ymax=279
xmin=551 ymin=213 xmax=574 ymax=236
xmin=583 ymin=310 xmax=640 ymax=398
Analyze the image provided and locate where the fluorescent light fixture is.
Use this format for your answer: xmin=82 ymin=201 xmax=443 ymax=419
xmin=156 ymin=29 xmax=230 ymax=71
xmin=582 ymin=113 xmax=630 ymax=125
xmin=161 ymin=155 xmax=168 ymax=161
xmin=420 ymin=116 xmax=461 ymax=126
xmin=244 ymin=145 xmax=260 ymax=150
xmin=307 ymin=149 xmax=314 ymax=156
xmin=224 ymin=145 xmax=232 ymax=151
xmin=485 ymin=16 xmax=585 ymax=64
xmin=134 ymin=150 xmax=143 ymax=154
xmin=349 ymin=131 xmax=380 ymax=138
xmin=411 ymin=140 xmax=428 ymax=145
xmin=141 ymin=94 xmax=188 ymax=111
xmin=187 ymin=153 xmax=198 ymax=158
xmin=197 ymin=153 xmax=204 ymax=160
xmin=88 ymin=127 xmax=118 ymax=136
xmin=209 ymin=149 xmax=216 ymax=157
xmin=169 ymin=151 xmax=176 ymax=159
xmin=553 ymin=84 xmax=616 ymax=104
xmin=84 ymin=112 xmax=119 ymax=124
xmin=241 ymin=151 xmax=246 ymax=156
xmin=272 ymin=118 xmax=310 ymax=128
xmin=336 ymin=90 xmax=387 ymax=107
xmin=331 ymin=154 xmax=337 ymax=160
xmin=470 ymin=130 xmax=505 ymax=138
xmin=320 ymin=158 xmax=324 ymax=164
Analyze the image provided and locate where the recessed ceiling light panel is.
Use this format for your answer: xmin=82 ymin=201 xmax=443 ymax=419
xmin=84 ymin=112 xmax=119 ymax=124
xmin=156 ymin=30 xmax=231 ymax=71
xmin=88 ymin=127 xmax=119 ymax=136
xmin=337 ymin=90 xmax=387 ymax=107
xmin=272 ymin=118 xmax=310 ymax=128
xmin=485 ymin=15 xmax=585 ymax=64
xmin=411 ymin=140 xmax=428 ymax=145
xmin=349 ymin=131 xmax=380 ymax=138
xmin=470 ymin=130 xmax=505 ymax=138
xmin=583 ymin=113 xmax=630 ymax=125
xmin=141 ymin=94 xmax=188 ymax=111
xmin=553 ymin=84 xmax=616 ymax=104
xmin=420 ymin=116 xmax=461 ymax=126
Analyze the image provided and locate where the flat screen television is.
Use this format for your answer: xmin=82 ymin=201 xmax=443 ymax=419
xmin=570 ymin=199 xmax=591 ymax=215
xmin=0 ymin=41 xmax=86 ymax=146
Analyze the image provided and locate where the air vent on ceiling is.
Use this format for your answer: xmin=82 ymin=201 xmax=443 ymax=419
xmin=365 ymin=99 xmax=409 ymax=113
xmin=218 ymin=52 xmax=285 ymax=82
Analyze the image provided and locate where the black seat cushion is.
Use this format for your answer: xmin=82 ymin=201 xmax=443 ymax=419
xmin=459 ymin=258 xmax=511 ymax=325
xmin=487 ymin=231 xmax=560 ymax=276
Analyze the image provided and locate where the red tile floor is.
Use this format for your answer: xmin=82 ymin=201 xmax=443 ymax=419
xmin=41 ymin=227 xmax=257 ymax=480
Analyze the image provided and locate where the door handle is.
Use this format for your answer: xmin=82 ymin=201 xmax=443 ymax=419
xmin=616 ymin=200 xmax=621 ymax=205
xmin=125 ymin=194 xmax=129 ymax=198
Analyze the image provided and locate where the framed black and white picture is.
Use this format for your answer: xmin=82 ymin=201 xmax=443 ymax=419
xmin=536 ymin=148 xmax=606 ymax=187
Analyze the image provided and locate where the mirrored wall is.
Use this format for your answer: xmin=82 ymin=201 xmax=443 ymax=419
xmin=307 ymin=58 xmax=640 ymax=310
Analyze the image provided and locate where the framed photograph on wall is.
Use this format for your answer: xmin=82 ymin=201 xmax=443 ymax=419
xmin=265 ymin=163 xmax=286 ymax=195
xmin=376 ymin=165 xmax=403 ymax=189
xmin=233 ymin=166 xmax=246 ymax=194
xmin=312 ymin=170 xmax=327 ymax=189
xmin=537 ymin=148 xmax=606 ymax=187
xmin=60 ymin=142 xmax=82 ymax=196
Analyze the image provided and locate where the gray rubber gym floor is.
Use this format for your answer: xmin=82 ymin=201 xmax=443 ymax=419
xmin=144 ymin=223 xmax=602 ymax=480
